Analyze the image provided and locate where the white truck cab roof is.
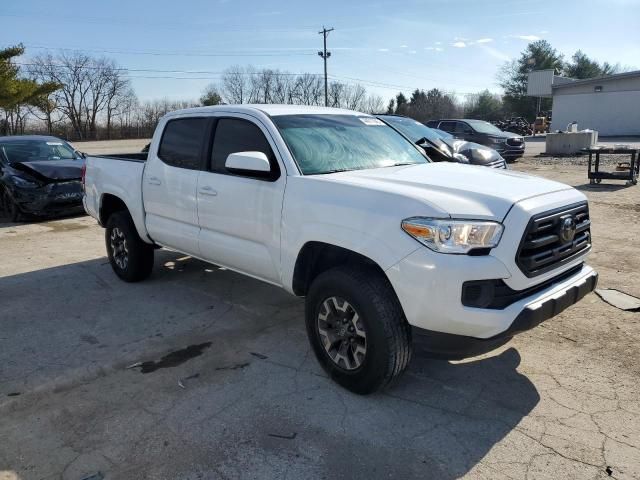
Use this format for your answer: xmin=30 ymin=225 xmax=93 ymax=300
xmin=165 ymin=104 xmax=369 ymax=119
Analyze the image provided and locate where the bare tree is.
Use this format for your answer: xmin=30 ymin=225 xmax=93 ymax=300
xmin=341 ymin=84 xmax=367 ymax=111
xmin=217 ymin=66 xmax=382 ymax=112
xmin=30 ymin=52 xmax=129 ymax=140
xmin=291 ymin=73 xmax=323 ymax=105
xmin=221 ymin=65 xmax=251 ymax=104
xmin=361 ymin=94 xmax=385 ymax=114
xmin=327 ymin=81 xmax=345 ymax=108
xmin=104 ymin=74 xmax=133 ymax=139
xmin=271 ymin=74 xmax=293 ymax=104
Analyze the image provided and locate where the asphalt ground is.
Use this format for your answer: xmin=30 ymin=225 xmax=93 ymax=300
xmin=1 ymin=146 xmax=639 ymax=480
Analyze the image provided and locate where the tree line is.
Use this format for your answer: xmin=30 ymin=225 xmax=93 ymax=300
xmin=386 ymin=40 xmax=627 ymax=122
xmin=0 ymin=41 xmax=629 ymax=140
xmin=0 ymin=45 xmax=384 ymax=141
xmin=205 ymin=65 xmax=384 ymax=113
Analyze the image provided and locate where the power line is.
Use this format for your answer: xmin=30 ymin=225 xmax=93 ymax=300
xmin=24 ymin=45 xmax=316 ymax=58
xmin=15 ymin=62 xmax=321 ymax=76
xmin=15 ymin=61 xmax=481 ymax=94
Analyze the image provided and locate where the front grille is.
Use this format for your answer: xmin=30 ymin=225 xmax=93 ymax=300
xmin=506 ymin=137 xmax=523 ymax=146
xmin=516 ymin=202 xmax=591 ymax=277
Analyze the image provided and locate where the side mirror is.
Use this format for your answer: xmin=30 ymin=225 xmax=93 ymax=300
xmin=225 ymin=151 xmax=270 ymax=174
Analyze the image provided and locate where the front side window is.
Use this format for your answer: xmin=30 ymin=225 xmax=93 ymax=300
xmin=272 ymin=114 xmax=427 ymax=175
xmin=158 ymin=118 xmax=208 ymax=169
xmin=211 ymin=118 xmax=277 ymax=177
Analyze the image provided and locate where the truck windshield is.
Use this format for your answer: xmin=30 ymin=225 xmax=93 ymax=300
xmin=272 ymin=114 xmax=428 ymax=175
xmin=0 ymin=140 xmax=80 ymax=164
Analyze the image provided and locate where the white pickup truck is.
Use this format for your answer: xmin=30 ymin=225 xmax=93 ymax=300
xmin=83 ymin=105 xmax=597 ymax=394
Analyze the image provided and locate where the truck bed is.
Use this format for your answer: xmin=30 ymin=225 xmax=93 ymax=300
xmin=83 ymin=153 xmax=150 ymax=242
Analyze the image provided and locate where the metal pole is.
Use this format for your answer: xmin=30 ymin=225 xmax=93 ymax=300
xmin=318 ymin=27 xmax=334 ymax=107
xmin=323 ymin=31 xmax=328 ymax=106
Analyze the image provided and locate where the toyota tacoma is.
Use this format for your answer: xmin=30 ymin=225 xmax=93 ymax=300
xmin=83 ymin=105 xmax=597 ymax=394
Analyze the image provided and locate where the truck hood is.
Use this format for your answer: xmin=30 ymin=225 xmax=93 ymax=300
xmin=324 ymin=162 xmax=573 ymax=220
xmin=10 ymin=159 xmax=84 ymax=182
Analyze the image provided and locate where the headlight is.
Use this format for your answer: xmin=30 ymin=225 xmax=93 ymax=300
xmin=439 ymin=144 xmax=452 ymax=156
xmin=10 ymin=175 xmax=40 ymax=188
xmin=489 ymin=137 xmax=506 ymax=144
xmin=401 ymin=218 xmax=503 ymax=254
xmin=474 ymin=149 xmax=494 ymax=161
xmin=453 ymin=153 xmax=470 ymax=163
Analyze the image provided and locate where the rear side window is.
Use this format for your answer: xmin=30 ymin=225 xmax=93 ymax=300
xmin=211 ymin=118 xmax=279 ymax=179
xmin=438 ymin=121 xmax=457 ymax=133
xmin=158 ymin=118 xmax=208 ymax=169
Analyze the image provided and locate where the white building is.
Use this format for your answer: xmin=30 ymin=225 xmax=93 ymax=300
xmin=527 ymin=70 xmax=640 ymax=136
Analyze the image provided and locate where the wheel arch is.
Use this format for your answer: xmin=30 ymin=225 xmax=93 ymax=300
xmin=99 ymin=193 xmax=129 ymax=226
xmin=291 ymin=241 xmax=397 ymax=297
xmin=98 ymin=192 xmax=153 ymax=244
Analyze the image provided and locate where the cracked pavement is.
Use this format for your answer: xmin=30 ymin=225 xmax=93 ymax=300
xmin=1 ymin=160 xmax=639 ymax=479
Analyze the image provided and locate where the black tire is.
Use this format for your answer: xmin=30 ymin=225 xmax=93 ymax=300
xmin=105 ymin=211 xmax=154 ymax=282
xmin=2 ymin=189 xmax=21 ymax=222
xmin=305 ymin=265 xmax=412 ymax=394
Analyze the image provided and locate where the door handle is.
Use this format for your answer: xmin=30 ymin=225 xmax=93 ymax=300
xmin=147 ymin=176 xmax=161 ymax=186
xmin=199 ymin=186 xmax=217 ymax=196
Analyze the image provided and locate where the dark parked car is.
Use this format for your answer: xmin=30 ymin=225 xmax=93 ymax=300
xmin=425 ymin=119 xmax=525 ymax=161
xmin=378 ymin=115 xmax=506 ymax=169
xmin=0 ymin=135 xmax=86 ymax=221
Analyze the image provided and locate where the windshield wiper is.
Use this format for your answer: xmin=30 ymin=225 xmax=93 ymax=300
xmin=308 ymin=168 xmax=357 ymax=175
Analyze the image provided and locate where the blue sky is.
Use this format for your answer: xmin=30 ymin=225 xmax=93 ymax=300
xmin=2 ymin=0 xmax=639 ymax=102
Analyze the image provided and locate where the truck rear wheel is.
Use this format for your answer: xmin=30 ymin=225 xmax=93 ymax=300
xmin=305 ymin=265 xmax=412 ymax=394
xmin=105 ymin=211 xmax=154 ymax=282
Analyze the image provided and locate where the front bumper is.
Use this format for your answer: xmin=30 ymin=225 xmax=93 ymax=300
xmin=498 ymin=146 xmax=525 ymax=159
xmin=412 ymin=268 xmax=597 ymax=359
xmin=10 ymin=181 xmax=84 ymax=216
xmin=386 ymin=245 xmax=597 ymax=340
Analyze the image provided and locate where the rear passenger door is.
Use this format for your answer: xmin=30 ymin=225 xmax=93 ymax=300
xmin=142 ymin=116 xmax=209 ymax=256
xmin=197 ymin=115 xmax=286 ymax=284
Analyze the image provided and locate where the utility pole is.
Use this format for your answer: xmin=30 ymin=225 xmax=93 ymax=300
xmin=318 ymin=26 xmax=334 ymax=107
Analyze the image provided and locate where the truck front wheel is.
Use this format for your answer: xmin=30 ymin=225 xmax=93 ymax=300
xmin=105 ymin=211 xmax=154 ymax=282
xmin=305 ymin=265 xmax=412 ymax=394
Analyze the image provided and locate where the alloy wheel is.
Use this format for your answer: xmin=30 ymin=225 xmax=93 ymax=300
xmin=317 ymin=296 xmax=367 ymax=371
xmin=110 ymin=227 xmax=129 ymax=270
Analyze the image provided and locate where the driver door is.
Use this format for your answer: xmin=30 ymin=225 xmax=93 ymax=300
xmin=197 ymin=115 xmax=286 ymax=284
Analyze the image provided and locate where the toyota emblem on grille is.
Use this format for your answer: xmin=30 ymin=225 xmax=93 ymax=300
xmin=559 ymin=216 xmax=577 ymax=243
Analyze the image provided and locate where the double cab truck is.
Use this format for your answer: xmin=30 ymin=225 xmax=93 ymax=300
xmin=83 ymin=105 xmax=597 ymax=394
